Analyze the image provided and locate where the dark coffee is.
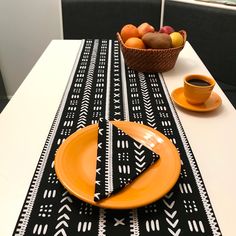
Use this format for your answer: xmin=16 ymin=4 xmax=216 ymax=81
xmin=188 ymin=78 xmax=211 ymax=86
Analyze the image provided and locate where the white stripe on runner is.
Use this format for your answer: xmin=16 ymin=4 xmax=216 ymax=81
xmin=104 ymin=40 xmax=113 ymax=194
xmin=108 ymin=121 xmax=114 ymax=194
xmin=120 ymin=45 xmax=140 ymax=235
xmin=105 ymin=40 xmax=112 ymax=120
xmin=99 ymin=40 xmax=112 ymax=235
xmin=120 ymin=49 xmax=130 ymax=121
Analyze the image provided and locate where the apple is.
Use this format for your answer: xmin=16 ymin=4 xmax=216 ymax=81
xmin=170 ymin=32 xmax=184 ymax=47
xmin=138 ymin=22 xmax=155 ymax=37
xmin=159 ymin=25 xmax=175 ymax=35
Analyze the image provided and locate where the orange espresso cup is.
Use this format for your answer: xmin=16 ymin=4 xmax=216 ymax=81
xmin=184 ymin=74 xmax=215 ymax=105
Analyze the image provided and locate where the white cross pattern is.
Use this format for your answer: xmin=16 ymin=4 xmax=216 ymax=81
xmin=114 ymin=218 xmax=125 ymax=226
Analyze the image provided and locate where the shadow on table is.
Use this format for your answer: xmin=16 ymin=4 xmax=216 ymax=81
xmin=173 ymin=103 xmax=225 ymax=118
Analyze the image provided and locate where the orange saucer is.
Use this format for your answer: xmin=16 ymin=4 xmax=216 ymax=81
xmin=171 ymin=87 xmax=222 ymax=112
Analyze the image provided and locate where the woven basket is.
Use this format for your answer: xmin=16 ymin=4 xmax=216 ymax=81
xmin=117 ymin=30 xmax=187 ymax=73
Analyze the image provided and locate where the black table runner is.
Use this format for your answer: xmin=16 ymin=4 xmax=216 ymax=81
xmin=14 ymin=40 xmax=221 ymax=235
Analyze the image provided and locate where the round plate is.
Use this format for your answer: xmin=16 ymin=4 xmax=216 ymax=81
xmin=171 ymin=87 xmax=222 ymax=112
xmin=55 ymin=121 xmax=181 ymax=209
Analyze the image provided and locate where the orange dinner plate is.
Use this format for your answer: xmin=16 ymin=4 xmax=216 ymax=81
xmin=171 ymin=87 xmax=222 ymax=112
xmin=55 ymin=121 xmax=181 ymax=209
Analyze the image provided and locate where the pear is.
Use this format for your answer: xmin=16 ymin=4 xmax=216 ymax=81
xmin=142 ymin=32 xmax=172 ymax=49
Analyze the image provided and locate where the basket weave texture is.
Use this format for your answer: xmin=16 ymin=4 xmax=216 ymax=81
xmin=117 ymin=30 xmax=187 ymax=73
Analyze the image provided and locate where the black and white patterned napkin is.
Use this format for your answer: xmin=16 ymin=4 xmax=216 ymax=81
xmin=94 ymin=118 xmax=160 ymax=202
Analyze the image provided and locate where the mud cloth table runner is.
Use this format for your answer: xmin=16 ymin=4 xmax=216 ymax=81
xmin=14 ymin=40 xmax=222 ymax=236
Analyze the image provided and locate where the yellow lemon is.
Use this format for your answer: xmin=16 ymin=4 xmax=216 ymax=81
xmin=170 ymin=32 xmax=184 ymax=47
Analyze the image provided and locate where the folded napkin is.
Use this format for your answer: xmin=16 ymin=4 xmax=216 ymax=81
xmin=94 ymin=118 xmax=160 ymax=202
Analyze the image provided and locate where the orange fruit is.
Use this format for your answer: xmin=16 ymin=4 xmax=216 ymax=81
xmin=120 ymin=24 xmax=140 ymax=42
xmin=125 ymin=37 xmax=146 ymax=49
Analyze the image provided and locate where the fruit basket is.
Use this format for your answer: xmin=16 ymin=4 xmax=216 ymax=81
xmin=117 ymin=30 xmax=187 ymax=73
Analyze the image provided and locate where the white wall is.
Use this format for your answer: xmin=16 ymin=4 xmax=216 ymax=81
xmin=0 ymin=0 xmax=63 ymax=97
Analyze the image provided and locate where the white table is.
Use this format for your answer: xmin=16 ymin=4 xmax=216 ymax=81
xmin=0 ymin=40 xmax=235 ymax=236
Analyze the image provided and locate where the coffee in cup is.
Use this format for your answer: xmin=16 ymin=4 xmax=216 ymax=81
xmin=184 ymin=74 xmax=215 ymax=105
